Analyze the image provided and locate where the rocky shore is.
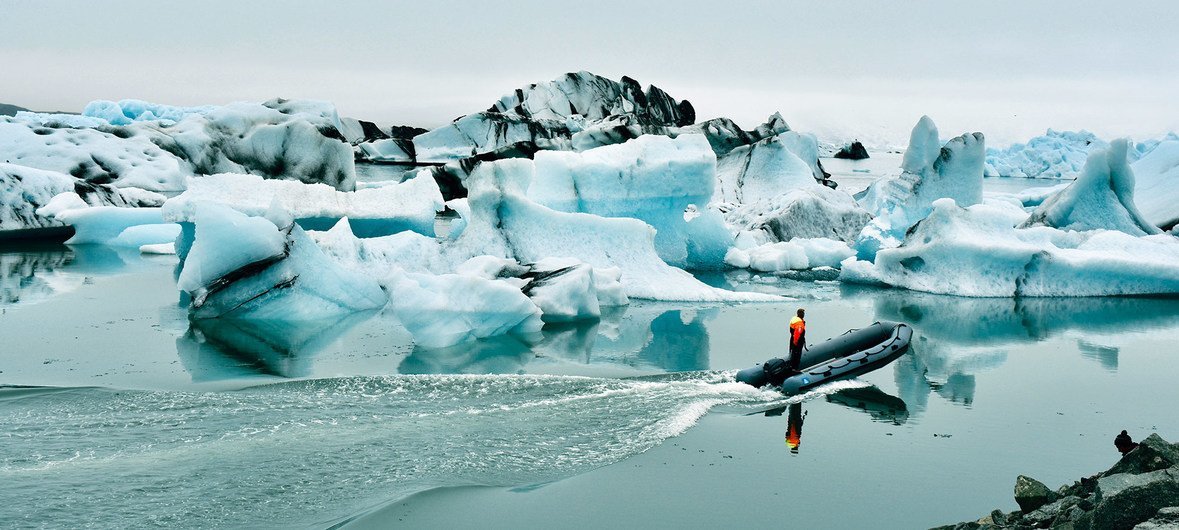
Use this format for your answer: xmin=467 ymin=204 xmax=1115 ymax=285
xmin=934 ymin=434 xmax=1179 ymax=529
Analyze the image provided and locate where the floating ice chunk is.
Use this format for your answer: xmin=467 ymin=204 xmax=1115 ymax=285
xmin=386 ymin=270 xmax=542 ymax=348
xmin=176 ymin=204 xmax=285 ymax=293
xmin=841 ymin=198 xmax=1179 ymax=297
xmin=34 ymin=192 xmax=90 ymax=219
xmin=451 ymin=158 xmax=777 ymax=302
xmin=1131 ymin=139 xmax=1179 ymax=230
xmin=490 ymin=71 xmax=694 ymax=126
xmin=523 ymin=258 xmax=603 ymax=323
xmin=985 ymin=129 xmax=1105 ymax=179
xmin=163 ymin=172 xmax=442 ymax=237
xmin=178 ymin=204 xmax=386 ymax=320
xmin=55 ymin=207 xmax=179 ymax=247
xmin=1021 ymin=139 xmax=1161 ymax=235
xmin=725 ymin=238 xmax=855 ymax=272
xmin=855 ymin=116 xmax=985 ymax=260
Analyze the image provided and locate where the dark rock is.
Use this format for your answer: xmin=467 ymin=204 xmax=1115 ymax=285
xmin=834 ymin=141 xmax=870 ymax=160
xmin=1106 ymin=434 xmax=1179 ymax=476
xmin=1023 ymin=495 xmax=1079 ymax=527
xmin=0 ymin=102 xmax=31 ymax=117
xmin=1092 ymin=467 xmax=1179 ymax=529
xmin=1133 ymin=506 xmax=1179 ymax=529
xmin=1016 ymin=475 xmax=1061 ymax=512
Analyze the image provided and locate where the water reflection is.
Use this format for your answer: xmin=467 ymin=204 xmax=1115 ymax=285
xmin=0 ymin=243 xmax=164 ymax=306
xmin=825 ymin=385 xmax=909 ymax=425
xmin=175 ymin=311 xmax=374 ymax=381
xmin=841 ymin=286 xmax=1179 ymax=412
xmin=402 ymin=306 xmax=714 ymax=375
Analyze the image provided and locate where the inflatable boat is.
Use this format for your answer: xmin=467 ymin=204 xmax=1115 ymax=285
xmin=736 ymin=321 xmax=913 ymax=395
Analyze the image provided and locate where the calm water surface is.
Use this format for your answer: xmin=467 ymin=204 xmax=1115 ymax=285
xmin=1 ymin=173 xmax=1174 ymax=529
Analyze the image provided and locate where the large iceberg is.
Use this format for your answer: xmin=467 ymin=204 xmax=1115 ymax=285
xmin=841 ymin=198 xmax=1179 ymax=297
xmin=984 ymin=129 xmax=1105 ymax=179
xmin=1021 ymin=139 xmax=1161 ymax=236
xmin=1131 ymin=139 xmax=1179 ymax=230
xmin=162 ymin=172 xmax=443 ymax=239
xmin=385 ymin=270 xmax=543 ymax=349
xmin=491 ymin=71 xmax=694 ymax=127
xmin=528 ymin=134 xmax=729 ymax=269
xmin=177 ymin=203 xmax=386 ymax=320
xmin=449 ymin=157 xmax=776 ymax=302
xmin=854 ymin=116 xmax=985 ymax=259
xmin=1 ymin=98 xmax=357 ymax=192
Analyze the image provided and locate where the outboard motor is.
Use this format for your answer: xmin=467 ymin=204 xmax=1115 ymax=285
xmin=762 ymin=358 xmax=792 ymax=386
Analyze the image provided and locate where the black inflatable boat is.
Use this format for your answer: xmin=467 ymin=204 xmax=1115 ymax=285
xmin=736 ymin=321 xmax=913 ymax=395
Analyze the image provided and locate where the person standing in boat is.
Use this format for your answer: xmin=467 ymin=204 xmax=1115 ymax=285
xmin=788 ymin=308 xmax=807 ymax=372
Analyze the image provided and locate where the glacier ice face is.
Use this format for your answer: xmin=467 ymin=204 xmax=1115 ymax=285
xmin=162 ymin=172 xmax=442 ymax=238
xmin=855 ymin=116 xmax=985 ymax=259
xmin=841 ymin=198 xmax=1179 ymax=297
xmin=713 ymin=134 xmax=816 ymax=205
xmin=984 ymin=129 xmax=1105 ymax=179
xmin=177 ymin=204 xmax=386 ymax=320
xmin=1021 ymin=139 xmax=1161 ymax=236
xmin=529 ymin=134 xmax=729 ymax=269
xmin=1131 ymin=139 xmax=1179 ymax=230
xmin=449 ymin=157 xmax=777 ymax=302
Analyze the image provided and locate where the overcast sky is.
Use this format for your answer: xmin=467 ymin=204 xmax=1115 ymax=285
xmin=2 ymin=0 xmax=1177 ymax=146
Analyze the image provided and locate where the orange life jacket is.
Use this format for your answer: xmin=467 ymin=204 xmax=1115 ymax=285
xmin=789 ymin=316 xmax=806 ymax=346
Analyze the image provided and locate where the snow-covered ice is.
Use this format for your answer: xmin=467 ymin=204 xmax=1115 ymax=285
xmin=1021 ymin=139 xmax=1160 ymax=236
xmin=725 ymin=238 xmax=854 ymax=272
xmin=985 ymin=129 xmax=1104 ymax=179
xmin=0 ymin=164 xmax=127 ymax=231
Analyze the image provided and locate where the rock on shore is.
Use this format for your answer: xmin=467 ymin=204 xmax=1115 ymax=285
xmin=933 ymin=433 xmax=1179 ymax=530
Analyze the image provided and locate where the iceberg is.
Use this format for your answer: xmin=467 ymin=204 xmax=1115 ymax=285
xmin=528 ymin=134 xmax=728 ymax=269
xmin=162 ymin=172 xmax=443 ymax=240
xmin=412 ymin=112 xmax=572 ymax=163
xmin=177 ymin=203 xmax=386 ymax=320
xmin=841 ymin=198 xmax=1179 ymax=297
xmin=984 ymin=129 xmax=1104 ymax=179
xmin=1021 ymin=139 xmax=1161 ymax=236
xmin=449 ymin=157 xmax=777 ymax=302
xmin=3 ymin=98 xmax=358 ymax=192
xmin=0 ymin=163 xmax=127 ymax=233
xmin=724 ymin=238 xmax=854 ymax=272
xmin=385 ymin=270 xmax=543 ymax=349
xmin=54 ymin=207 xmax=180 ymax=247
xmin=491 ymin=71 xmax=694 ymax=127
xmin=855 ymin=116 xmax=985 ymax=259
xmin=1131 ymin=139 xmax=1179 ymax=230
xmin=0 ymin=118 xmax=192 ymax=191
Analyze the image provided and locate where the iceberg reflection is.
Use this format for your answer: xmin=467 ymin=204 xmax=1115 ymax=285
xmin=400 ymin=306 xmax=714 ymax=375
xmin=176 ymin=311 xmax=374 ymax=381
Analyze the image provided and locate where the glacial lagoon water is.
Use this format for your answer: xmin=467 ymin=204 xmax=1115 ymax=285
xmin=2 ymin=173 xmax=1176 ymax=529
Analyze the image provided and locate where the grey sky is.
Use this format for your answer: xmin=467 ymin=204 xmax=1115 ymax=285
xmin=2 ymin=0 xmax=1177 ymax=146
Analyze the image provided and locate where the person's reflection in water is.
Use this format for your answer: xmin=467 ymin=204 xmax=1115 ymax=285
xmin=785 ymin=403 xmax=806 ymax=454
